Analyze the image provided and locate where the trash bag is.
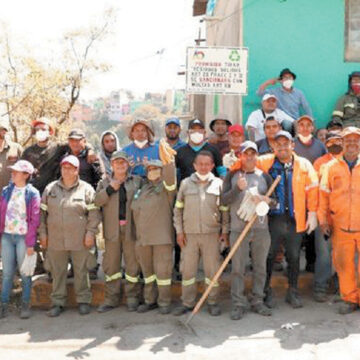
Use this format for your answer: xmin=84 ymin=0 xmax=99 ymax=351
xmin=20 ymin=253 xmax=37 ymax=277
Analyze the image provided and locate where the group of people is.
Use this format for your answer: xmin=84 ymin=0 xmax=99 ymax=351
xmin=1 ymin=67 xmax=360 ymax=321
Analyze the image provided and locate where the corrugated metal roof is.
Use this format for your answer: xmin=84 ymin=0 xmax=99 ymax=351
xmin=193 ymin=0 xmax=208 ymax=16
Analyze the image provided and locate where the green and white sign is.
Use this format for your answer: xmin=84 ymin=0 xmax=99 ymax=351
xmin=186 ymin=46 xmax=248 ymax=95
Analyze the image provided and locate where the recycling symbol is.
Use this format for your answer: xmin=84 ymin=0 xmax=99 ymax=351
xmin=229 ymin=50 xmax=240 ymax=62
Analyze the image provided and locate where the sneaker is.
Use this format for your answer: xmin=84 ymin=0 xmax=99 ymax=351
xmin=313 ymin=291 xmax=328 ymax=303
xmin=0 ymin=303 xmax=9 ymax=318
xmin=230 ymin=305 xmax=245 ymax=320
xmin=20 ymin=303 xmax=31 ymax=319
xmin=252 ymin=302 xmax=272 ymax=316
xmin=78 ymin=303 xmax=91 ymax=315
xmin=338 ymin=301 xmax=358 ymax=315
xmin=97 ymin=304 xmax=115 ymax=313
xmin=208 ymin=304 xmax=221 ymax=316
xmin=137 ymin=303 xmax=158 ymax=313
xmin=158 ymin=305 xmax=171 ymax=315
xmin=172 ymin=305 xmax=193 ymax=316
xmin=273 ymin=262 xmax=284 ymax=272
xmin=264 ymin=288 xmax=276 ymax=309
xmin=285 ymin=288 xmax=303 ymax=309
xmin=47 ymin=305 xmax=64 ymax=317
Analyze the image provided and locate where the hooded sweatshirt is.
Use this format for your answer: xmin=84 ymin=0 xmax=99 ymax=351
xmin=100 ymin=130 xmax=120 ymax=177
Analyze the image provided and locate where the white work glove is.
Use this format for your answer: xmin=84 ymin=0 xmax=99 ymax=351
xmin=223 ymin=150 xmax=238 ymax=169
xmin=237 ymin=187 xmax=258 ymax=222
xmin=305 ymin=211 xmax=318 ymax=235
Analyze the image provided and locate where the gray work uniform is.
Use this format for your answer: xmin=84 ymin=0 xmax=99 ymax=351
xmin=222 ymin=168 xmax=273 ymax=307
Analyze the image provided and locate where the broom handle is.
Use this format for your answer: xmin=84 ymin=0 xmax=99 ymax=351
xmin=185 ymin=175 xmax=281 ymax=325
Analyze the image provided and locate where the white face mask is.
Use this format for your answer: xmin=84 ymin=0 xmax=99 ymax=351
xmin=35 ymin=129 xmax=50 ymax=142
xmin=298 ymin=134 xmax=313 ymax=143
xmin=190 ymin=132 xmax=204 ymax=145
xmin=282 ymin=79 xmax=294 ymax=89
xmin=195 ymin=172 xmax=211 ymax=181
xmin=134 ymin=139 xmax=148 ymax=149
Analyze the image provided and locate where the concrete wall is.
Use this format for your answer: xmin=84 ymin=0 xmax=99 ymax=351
xmin=243 ymin=0 xmax=360 ymax=128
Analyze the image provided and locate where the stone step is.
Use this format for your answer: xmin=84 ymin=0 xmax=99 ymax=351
xmin=30 ymin=272 xmax=315 ymax=309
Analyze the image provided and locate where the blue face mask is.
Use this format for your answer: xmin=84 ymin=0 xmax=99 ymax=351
xmin=191 ymin=145 xmax=203 ymax=152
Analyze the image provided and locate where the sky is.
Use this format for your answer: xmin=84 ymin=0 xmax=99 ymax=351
xmin=0 ymin=0 xmax=201 ymax=99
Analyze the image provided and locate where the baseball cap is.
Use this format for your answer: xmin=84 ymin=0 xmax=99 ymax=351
xmin=297 ymin=115 xmax=315 ymax=124
xmin=68 ymin=128 xmax=85 ymax=140
xmin=228 ymin=124 xmax=244 ymax=135
xmin=111 ymin=150 xmax=129 ymax=162
xmin=262 ymin=94 xmax=277 ymax=102
xmin=188 ymin=119 xmax=205 ymax=130
xmin=240 ymin=141 xmax=258 ymax=153
xmin=274 ymin=130 xmax=293 ymax=141
xmin=32 ymin=117 xmax=54 ymax=135
xmin=8 ymin=160 xmax=34 ymax=174
xmin=145 ymin=159 xmax=163 ymax=169
xmin=165 ymin=117 xmax=181 ymax=127
xmin=325 ymin=131 xmax=342 ymax=144
xmin=60 ymin=155 xmax=80 ymax=168
xmin=341 ymin=126 xmax=360 ymax=138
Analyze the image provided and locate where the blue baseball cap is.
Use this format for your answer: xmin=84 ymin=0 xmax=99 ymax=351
xmin=165 ymin=117 xmax=181 ymax=127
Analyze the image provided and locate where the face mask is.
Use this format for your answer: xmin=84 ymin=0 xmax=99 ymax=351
xmin=35 ymin=129 xmax=49 ymax=142
xmin=255 ymin=201 xmax=270 ymax=224
xmin=282 ymin=79 xmax=294 ymax=89
xmin=147 ymin=168 xmax=161 ymax=181
xmin=298 ymin=134 xmax=313 ymax=143
xmin=352 ymin=84 xmax=360 ymax=95
xmin=195 ymin=172 xmax=211 ymax=181
xmin=190 ymin=132 xmax=204 ymax=145
xmin=327 ymin=144 xmax=343 ymax=155
xmin=134 ymin=139 xmax=148 ymax=148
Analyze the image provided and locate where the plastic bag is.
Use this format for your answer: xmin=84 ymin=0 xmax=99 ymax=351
xmin=20 ymin=253 xmax=37 ymax=277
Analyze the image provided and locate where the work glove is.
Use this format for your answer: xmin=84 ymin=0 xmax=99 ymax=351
xmin=159 ymin=138 xmax=177 ymax=165
xmin=223 ymin=150 xmax=238 ymax=169
xmin=237 ymin=187 xmax=258 ymax=222
xmin=305 ymin=211 xmax=318 ymax=235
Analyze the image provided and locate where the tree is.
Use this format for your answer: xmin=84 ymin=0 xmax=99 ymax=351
xmin=0 ymin=8 xmax=116 ymax=145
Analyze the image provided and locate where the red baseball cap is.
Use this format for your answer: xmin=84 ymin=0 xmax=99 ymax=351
xmin=228 ymin=124 xmax=244 ymax=135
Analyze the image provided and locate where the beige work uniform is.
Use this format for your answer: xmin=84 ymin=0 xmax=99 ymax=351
xmin=39 ymin=178 xmax=100 ymax=306
xmin=173 ymin=173 xmax=229 ymax=307
xmin=131 ymin=163 xmax=176 ymax=307
xmin=95 ymin=175 xmax=142 ymax=307
xmin=0 ymin=139 xmax=22 ymax=193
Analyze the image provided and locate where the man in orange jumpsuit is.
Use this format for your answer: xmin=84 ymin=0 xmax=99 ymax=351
xmin=319 ymin=126 xmax=360 ymax=314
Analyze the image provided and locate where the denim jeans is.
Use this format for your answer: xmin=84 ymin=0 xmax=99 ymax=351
xmin=314 ymin=227 xmax=332 ymax=292
xmin=1 ymin=233 xmax=32 ymax=304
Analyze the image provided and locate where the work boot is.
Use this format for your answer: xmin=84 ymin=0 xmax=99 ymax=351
xmin=264 ymin=288 xmax=276 ymax=309
xmin=313 ymin=290 xmax=328 ymax=303
xmin=137 ymin=303 xmax=158 ymax=313
xmin=127 ymin=301 xmax=139 ymax=312
xmin=338 ymin=301 xmax=358 ymax=315
xmin=285 ymin=288 xmax=303 ymax=309
xmin=252 ymin=302 xmax=272 ymax=316
xmin=0 ymin=303 xmax=9 ymax=318
xmin=97 ymin=304 xmax=115 ymax=313
xmin=20 ymin=303 xmax=31 ymax=319
xmin=47 ymin=305 xmax=64 ymax=317
xmin=207 ymin=304 xmax=221 ymax=316
xmin=172 ymin=305 xmax=193 ymax=316
xmin=158 ymin=305 xmax=171 ymax=315
xmin=230 ymin=306 xmax=245 ymax=320
xmin=78 ymin=303 xmax=91 ymax=315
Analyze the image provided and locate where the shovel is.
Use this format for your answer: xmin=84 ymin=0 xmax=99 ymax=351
xmin=184 ymin=175 xmax=281 ymax=330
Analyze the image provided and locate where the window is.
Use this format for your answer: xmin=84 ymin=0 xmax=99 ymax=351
xmin=345 ymin=0 xmax=360 ymax=62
